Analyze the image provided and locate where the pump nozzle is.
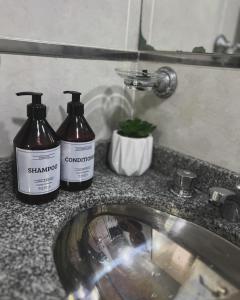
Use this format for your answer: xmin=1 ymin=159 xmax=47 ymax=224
xmin=16 ymin=91 xmax=46 ymax=119
xmin=16 ymin=92 xmax=43 ymax=104
xmin=63 ymin=91 xmax=82 ymax=102
xmin=64 ymin=90 xmax=84 ymax=115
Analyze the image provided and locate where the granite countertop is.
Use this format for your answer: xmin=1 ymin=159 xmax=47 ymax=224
xmin=0 ymin=144 xmax=240 ymax=300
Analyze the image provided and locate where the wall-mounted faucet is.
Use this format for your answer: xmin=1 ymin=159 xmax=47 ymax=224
xmin=115 ymin=66 xmax=177 ymax=98
xmin=214 ymin=34 xmax=240 ymax=54
xmin=209 ymin=187 xmax=240 ymax=223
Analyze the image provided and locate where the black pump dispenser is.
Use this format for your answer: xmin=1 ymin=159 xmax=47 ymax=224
xmin=57 ymin=90 xmax=95 ymax=191
xmin=13 ymin=92 xmax=60 ymax=204
xmin=64 ymin=91 xmax=84 ymax=115
xmin=16 ymin=92 xmax=46 ymax=119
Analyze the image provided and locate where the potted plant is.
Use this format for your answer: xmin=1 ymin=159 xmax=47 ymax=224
xmin=108 ymin=118 xmax=156 ymax=176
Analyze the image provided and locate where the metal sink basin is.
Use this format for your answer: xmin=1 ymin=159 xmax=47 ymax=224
xmin=54 ymin=204 xmax=240 ymax=300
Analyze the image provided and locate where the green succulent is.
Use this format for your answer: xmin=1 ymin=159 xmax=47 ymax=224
xmin=118 ymin=118 xmax=156 ymax=138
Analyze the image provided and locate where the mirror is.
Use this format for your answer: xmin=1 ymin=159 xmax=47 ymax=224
xmin=139 ymin=0 xmax=240 ymax=67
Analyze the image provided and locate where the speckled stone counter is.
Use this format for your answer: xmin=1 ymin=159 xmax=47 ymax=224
xmin=0 ymin=144 xmax=240 ymax=300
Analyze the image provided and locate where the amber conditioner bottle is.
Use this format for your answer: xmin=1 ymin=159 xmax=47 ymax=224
xmin=57 ymin=91 xmax=95 ymax=191
xmin=13 ymin=92 xmax=60 ymax=204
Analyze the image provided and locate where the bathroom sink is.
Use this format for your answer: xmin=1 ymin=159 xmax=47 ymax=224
xmin=54 ymin=204 xmax=240 ymax=300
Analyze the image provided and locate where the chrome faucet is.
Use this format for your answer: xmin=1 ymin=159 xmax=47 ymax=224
xmin=214 ymin=34 xmax=240 ymax=54
xmin=209 ymin=187 xmax=240 ymax=222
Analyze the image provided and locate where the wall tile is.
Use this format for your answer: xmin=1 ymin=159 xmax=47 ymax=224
xmin=136 ymin=61 xmax=240 ymax=172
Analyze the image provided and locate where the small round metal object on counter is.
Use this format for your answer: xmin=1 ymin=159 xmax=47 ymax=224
xmin=209 ymin=187 xmax=235 ymax=207
xmin=170 ymin=169 xmax=197 ymax=198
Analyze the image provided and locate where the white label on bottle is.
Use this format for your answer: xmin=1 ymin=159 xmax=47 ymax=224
xmin=16 ymin=146 xmax=60 ymax=195
xmin=60 ymin=140 xmax=95 ymax=182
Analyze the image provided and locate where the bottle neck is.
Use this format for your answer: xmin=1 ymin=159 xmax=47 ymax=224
xmin=68 ymin=113 xmax=84 ymax=119
xmin=28 ymin=116 xmax=46 ymax=121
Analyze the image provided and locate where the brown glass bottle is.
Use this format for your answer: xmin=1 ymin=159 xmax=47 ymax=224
xmin=13 ymin=92 xmax=60 ymax=204
xmin=57 ymin=91 xmax=95 ymax=191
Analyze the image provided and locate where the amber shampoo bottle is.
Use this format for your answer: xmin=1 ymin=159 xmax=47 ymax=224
xmin=13 ymin=92 xmax=60 ymax=204
xmin=57 ymin=91 xmax=95 ymax=191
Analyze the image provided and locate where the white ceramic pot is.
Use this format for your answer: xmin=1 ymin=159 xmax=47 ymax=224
xmin=108 ymin=130 xmax=153 ymax=176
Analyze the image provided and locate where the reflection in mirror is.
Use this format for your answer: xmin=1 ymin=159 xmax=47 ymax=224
xmin=140 ymin=0 xmax=240 ymax=54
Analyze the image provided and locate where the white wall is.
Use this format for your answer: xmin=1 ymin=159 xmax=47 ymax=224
xmin=0 ymin=0 xmax=141 ymax=158
xmin=136 ymin=61 xmax=240 ymax=173
xmin=0 ymin=54 xmax=136 ymax=157
xmin=1 ymin=0 xmax=240 ymax=174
